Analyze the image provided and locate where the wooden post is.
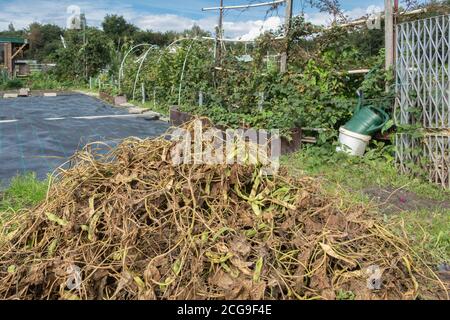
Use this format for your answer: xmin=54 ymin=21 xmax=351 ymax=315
xmin=385 ymin=0 xmax=394 ymax=70
xmin=5 ymin=43 xmax=13 ymax=76
xmin=393 ymin=0 xmax=399 ymax=63
xmin=280 ymin=0 xmax=293 ymax=73
xmin=215 ymin=0 xmax=224 ymax=66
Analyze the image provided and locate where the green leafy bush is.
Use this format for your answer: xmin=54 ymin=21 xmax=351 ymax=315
xmin=27 ymin=73 xmax=64 ymax=90
xmin=0 ymin=79 xmax=24 ymax=90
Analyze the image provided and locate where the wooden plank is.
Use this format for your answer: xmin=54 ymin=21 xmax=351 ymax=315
xmin=347 ymin=69 xmax=371 ymax=74
xmin=10 ymin=43 xmax=27 ymax=60
xmin=5 ymin=43 xmax=12 ymax=75
xmin=280 ymin=0 xmax=293 ymax=73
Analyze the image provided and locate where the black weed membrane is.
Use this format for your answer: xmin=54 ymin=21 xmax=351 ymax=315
xmin=0 ymin=94 xmax=169 ymax=184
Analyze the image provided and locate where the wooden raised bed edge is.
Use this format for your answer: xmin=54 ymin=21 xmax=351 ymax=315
xmin=99 ymin=91 xmax=127 ymax=106
xmin=170 ymin=106 xmax=302 ymax=155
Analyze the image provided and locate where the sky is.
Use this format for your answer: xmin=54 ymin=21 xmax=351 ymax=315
xmin=0 ymin=0 xmax=389 ymax=40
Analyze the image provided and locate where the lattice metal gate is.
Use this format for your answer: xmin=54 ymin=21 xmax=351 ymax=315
xmin=395 ymin=15 xmax=450 ymax=188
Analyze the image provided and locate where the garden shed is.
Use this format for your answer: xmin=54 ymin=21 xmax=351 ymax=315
xmin=0 ymin=36 xmax=29 ymax=76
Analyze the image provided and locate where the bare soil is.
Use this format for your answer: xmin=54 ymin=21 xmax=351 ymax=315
xmin=363 ymin=186 xmax=450 ymax=213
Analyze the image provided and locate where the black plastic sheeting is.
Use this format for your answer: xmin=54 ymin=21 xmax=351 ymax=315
xmin=0 ymin=94 xmax=169 ymax=188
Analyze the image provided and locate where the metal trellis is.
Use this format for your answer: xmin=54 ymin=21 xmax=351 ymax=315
xmin=395 ymin=14 xmax=450 ymax=188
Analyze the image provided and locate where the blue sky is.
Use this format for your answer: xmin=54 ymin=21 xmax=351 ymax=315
xmin=0 ymin=0 xmax=388 ymax=39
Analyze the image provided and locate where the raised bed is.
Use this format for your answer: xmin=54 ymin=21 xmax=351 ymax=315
xmin=169 ymin=106 xmax=302 ymax=155
xmin=99 ymin=91 xmax=127 ymax=106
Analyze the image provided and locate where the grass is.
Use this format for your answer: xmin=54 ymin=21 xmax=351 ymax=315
xmin=129 ymin=100 xmax=169 ymax=116
xmin=0 ymin=173 xmax=48 ymax=213
xmin=282 ymin=145 xmax=449 ymax=201
xmin=282 ymin=145 xmax=450 ymax=264
xmin=0 ymin=78 xmax=24 ymax=90
xmin=398 ymin=209 xmax=450 ymax=264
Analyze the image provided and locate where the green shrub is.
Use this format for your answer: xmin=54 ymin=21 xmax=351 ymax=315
xmin=27 ymin=73 xmax=63 ymax=90
xmin=1 ymin=79 xmax=24 ymax=90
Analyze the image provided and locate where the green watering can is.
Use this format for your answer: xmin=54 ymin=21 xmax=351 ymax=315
xmin=344 ymin=91 xmax=389 ymax=136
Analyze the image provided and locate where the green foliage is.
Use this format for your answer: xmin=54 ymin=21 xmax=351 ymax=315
xmin=336 ymin=290 xmax=356 ymax=300
xmin=0 ymin=12 xmax=392 ymax=142
xmin=102 ymin=14 xmax=138 ymax=48
xmin=358 ymin=50 xmax=395 ymax=110
xmin=114 ymin=14 xmax=392 ymax=140
xmin=1 ymin=12 xmax=391 ymax=141
xmin=26 ymin=73 xmax=66 ymax=90
xmin=133 ymin=30 xmax=178 ymax=48
xmin=52 ymin=27 xmax=112 ymax=81
xmin=26 ymin=23 xmax=64 ymax=62
xmin=120 ymin=40 xmax=214 ymax=106
xmin=398 ymin=209 xmax=450 ymax=263
xmin=0 ymin=78 xmax=23 ymax=90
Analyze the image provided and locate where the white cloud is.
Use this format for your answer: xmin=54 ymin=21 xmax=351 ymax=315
xmin=229 ymin=16 xmax=282 ymax=41
xmin=136 ymin=14 xmax=194 ymax=32
xmin=304 ymin=12 xmax=333 ymax=26
xmin=135 ymin=14 xmax=217 ymax=33
xmin=0 ymin=0 xmax=280 ymax=41
xmin=303 ymin=6 xmax=384 ymax=27
xmin=366 ymin=5 xmax=383 ymax=16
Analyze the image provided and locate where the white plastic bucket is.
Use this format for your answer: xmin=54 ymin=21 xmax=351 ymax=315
xmin=336 ymin=127 xmax=371 ymax=156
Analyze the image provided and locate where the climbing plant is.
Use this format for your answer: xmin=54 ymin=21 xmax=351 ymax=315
xmin=115 ymin=17 xmax=392 ymax=140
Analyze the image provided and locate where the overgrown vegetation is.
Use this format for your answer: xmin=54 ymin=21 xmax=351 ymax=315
xmin=115 ymin=15 xmax=395 ymax=140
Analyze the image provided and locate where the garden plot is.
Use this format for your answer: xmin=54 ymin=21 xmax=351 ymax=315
xmin=0 ymin=94 xmax=168 ymax=187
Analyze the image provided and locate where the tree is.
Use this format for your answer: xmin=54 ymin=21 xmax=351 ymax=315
xmin=53 ymin=27 xmax=113 ymax=80
xmin=28 ymin=23 xmax=44 ymax=52
xmin=132 ymin=30 xmax=177 ymax=48
xmin=182 ymin=24 xmax=210 ymax=38
xmin=26 ymin=23 xmax=64 ymax=62
xmin=102 ymin=14 xmax=137 ymax=48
